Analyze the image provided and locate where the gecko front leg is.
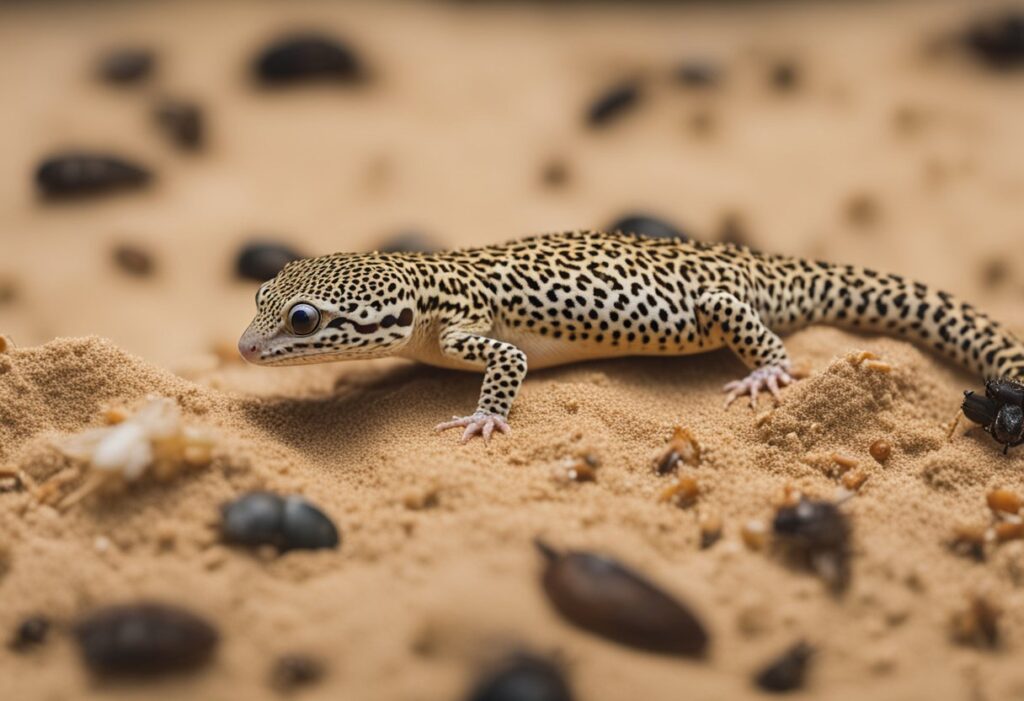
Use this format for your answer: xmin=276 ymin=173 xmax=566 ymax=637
xmin=696 ymin=289 xmax=796 ymax=408
xmin=434 ymin=329 xmax=528 ymax=443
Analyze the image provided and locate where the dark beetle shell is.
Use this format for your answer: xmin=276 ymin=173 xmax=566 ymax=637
xmin=772 ymin=499 xmax=848 ymax=551
xmin=221 ymin=492 xmax=340 ymax=552
xmin=962 ymin=391 xmax=998 ymax=426
xmin=73 ymin=603 xmax=218 ymax=676
xmin=35 ymin=153 xmax=151 ymax=198
xmin=98 ymin=48 xmax=155 ymax=84
xmin=985 ymin=378 xmax=1024 ymax=407
xmin=608 ymin=213 xmax=688 ymax=241
xmin=467 ymin=653 xmax=574 ymax=701
xmin=535 ymin=540 xmax=708 ymax=657
xmin=235 ymin=241 xmax=305 ymax=282
xmin=754 ymin=641 xmax=814 ymax=693
xmin=585 ymin=81 xmax=641 ymax=127
xmin=254 ymin=33 xmax=364 ymax=85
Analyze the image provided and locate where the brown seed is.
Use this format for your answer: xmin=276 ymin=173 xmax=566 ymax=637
xmin=103 ymin=407 xmax=129 ymax=425
xmin=994 ymin=521 xmax=1024 ymax=543
xmin=830 ymin=453 xmax=858 ymax=473
xmin=0 ymin=335 xmax=12 ymax=353
xmin=865 ymin=360 xmax=893 ymax=373
xmin=949 ymin=524 xmax=989 ymax=561
xmin=658 ymin=475 xmax=699 ymax=506
xmin=699 ymin=512 xmax=722 ymax=549
xmin=951 ymin=596 xmax=1000 ymax=649
xmin=841 ymin=470 xmax=869 ymax=492
xmin=869 ymin=439 xmax=892 ymax=464
xmin=113 ymin=244 xmax=155 ymax=276
xmin=534 ymin=540 xmax=708 ymax=657
xmin=655 ymin=426 xmax=700 ymax=474
xmin=741 ymin=519 xmax=769 ymax=550
xmin=986 ymin=488 xmax=1022 ymax=515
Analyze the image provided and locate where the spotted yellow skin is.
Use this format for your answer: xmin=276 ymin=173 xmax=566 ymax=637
xmin=239 ymin=231 xmax=1024 ymax=441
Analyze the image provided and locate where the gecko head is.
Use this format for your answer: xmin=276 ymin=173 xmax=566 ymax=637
xmin=238 ymin=253 xmax=418 ymax=366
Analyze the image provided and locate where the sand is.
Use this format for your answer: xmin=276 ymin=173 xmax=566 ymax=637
xmin=2 ymin=1 xmax=1024 ymax=699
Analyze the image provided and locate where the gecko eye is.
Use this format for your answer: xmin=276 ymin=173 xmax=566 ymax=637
xmin=287 ymin=303 xmax=321 ymax=335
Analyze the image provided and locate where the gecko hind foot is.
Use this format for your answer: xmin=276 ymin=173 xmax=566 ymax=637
xmin=723 ymin=365 xmax=795 ymax=408
xmin=435 ymin=411 xmax=511 ymax=443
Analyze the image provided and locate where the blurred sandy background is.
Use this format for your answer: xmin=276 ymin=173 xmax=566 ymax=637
xmin=3 ymin=1 xmax=1024 ymax=700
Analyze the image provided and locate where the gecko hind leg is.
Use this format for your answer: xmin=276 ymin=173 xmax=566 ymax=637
xmin=696 ymin=289 xmax=797 ymax=409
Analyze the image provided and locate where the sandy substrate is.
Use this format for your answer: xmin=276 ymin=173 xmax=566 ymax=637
xmin=2 ymin=1 xmax=1024 ymax=699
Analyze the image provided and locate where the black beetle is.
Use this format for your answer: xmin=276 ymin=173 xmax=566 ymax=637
xmin=961 ymin=378 xmax=1024 ymax=453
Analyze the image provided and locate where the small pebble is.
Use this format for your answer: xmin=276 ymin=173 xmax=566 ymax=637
xmin=221 ymin=492 xmax=340 ymax=552
xmin=466 ymin=653 xmax=574 ymax=701
xmin=535 ymin=540 xmax=708 ymax=657
xmin=840 ymin=469 xmax=868 ymax=492
xmin=9 ymin=615 xmax=50 ymax=652
xmin=845 ymin=193 xmax=881 ymax=228
xmin=951 ymin=596 xmax=1000 ymax=649
xmin=994 ymin=521 xmax=1024 ymax=543
xmin=962 ymin=11 xmax=1024 ymax=70
xmin=235 ymin=241 xmax=305 ymax=281
xmin=154 ymin=99 xmax=204 ymax=151
xmin=73 ymin=603 xmax=218 ymax=676
xmin=741 ymin=520 xmax=769 ymax=550
xmin=699 ymin=513 xmax=723 ymax=549
xmin=754 ymin=641 xmax=814 ymax=693
xmin=254 ymin=33 xmax=365 ymax=85
xmin=270 ymin=653 xmax=325 ymax=692
xmin=868 ymin=439 xmax=891 ymax=464
xmin=377 ymin=231 xmax=440 ymax=254
xmin=585 ymin=80 xmax=641 ymax=127
xmin=768 ymin=60 xmax=801 ymax=91
xmin=986 ymin=488 xmax=1022 ymax=515
xmin=113 ymin=244 xmax=155 ymax=276
xmin=609 ymin=213 xmax=688 ymax=240
xmin=98 ymin=48 xmax=155 ymax=84
xmin=674 ymin=61 xmax=720 ymax=88
xmin=773 ymin=498 xmax=851 ymax=590
xmin=541 ymin=159 xmax=570 ymax=188
xmin=35 ymin=153 xmax=151 ymax=199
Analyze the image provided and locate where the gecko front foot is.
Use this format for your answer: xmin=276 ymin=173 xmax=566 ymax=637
xmin=435 ymin=411 xmax=511 ymax=443
xmin=723 ymin=365 xmax=795 ymax=408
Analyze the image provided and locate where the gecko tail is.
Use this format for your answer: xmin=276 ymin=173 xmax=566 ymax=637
xmin=756 ymin=257 xmax=1024 ymax=382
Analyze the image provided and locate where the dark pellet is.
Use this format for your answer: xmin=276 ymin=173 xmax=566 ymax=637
xmin=270 ymin=653 xmax=325 ymax=692
xmin=535 ymin=540 xmax=708 ymax=657
xmin=98 ymin=48 xmax=155 ymax=85
xmin=466 ymin=653 xmax=574 ymax=701
xmin=221 ymin=492 xmax=340 ymax=552
xmin=9 ymin=615 xmax=50 ymax=652
xmin=608 ymin=213 xmax=688 ymax=241
xmin=73 ymin=603 xmax=218 ymax=676
xmin=254 ymin=33 xmax=365 ymax=85
xmin=754 ymin=641 xmax=814 ymax=693
xmin=154 ymin=99 xmax=204 ymax=151
xmin=963 ymin=12 xmax=1024 ymax=70
xmin=113 ymin=244 xmax=155 ymax=276
xmin=235 ymin=241 xmax=305 ymax=282
xmin=35 ymin=153 xmax=151 ymax=199
xmin=586 ymin=81 xmax=641 ymax=127
xmin=541 ymin=159 xmax=570 ymax=188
